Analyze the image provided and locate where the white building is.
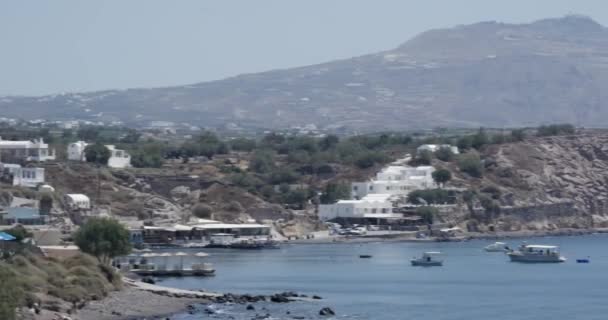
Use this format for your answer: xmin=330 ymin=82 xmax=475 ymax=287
xmin=0 ymin=164 xmax=45 ymax=188
xmin=318 ymin=194 xmax=401 ymax=221
xmin=0 ymin=137 xmax=56 ymax=162
xmin=416 ymin=144 xmax=459 ymax=155
xmin=67 ymin=141 xmax=88 ymax=161
xmin=67 ymin=141 xmax=131 ymax=168
xmin=351 ymin=165 xmax=435 ymax=199
xmin=64 ymin=194 xmax=91 ymax=210
xmin=105 ymin=145 xmax=132 ymax=169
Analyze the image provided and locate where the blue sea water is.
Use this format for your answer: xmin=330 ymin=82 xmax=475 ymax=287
xmin=157 ymin=235 xmax=608 ymax=319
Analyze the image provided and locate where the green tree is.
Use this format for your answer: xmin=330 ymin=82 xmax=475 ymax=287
xmin=432 ymin=169 xmax=452 ymax=187
xmin=0 ymin=266 xmax=22 ymax=320
xmin=435 ymin=147 xmax=454 ymax=162
xmin=457 ymin=152 xmax=483 ymax=178
xmin=471 ymin=128 xmax=489 ymax=149
xmin=192 ymin=203 xmax=213 ymax=219
xmin=457 ymin=136 xmax=473 ymax=150
xmin=416 ymin=150 xmax=433 ymax=165
xmin=283 ymin=189 xmax=309 ymax=209
xmin=74 ymin=217 xmax=131 ymax=265
xmin=229 ymin=137 xmax=257 ymax=152
xmin=407 ymin=189 xmax=452 ymax=205
xmin=250 ymin=150 xmax=275 ymax=173
xmin=84 ymin=143 xmax=111 ymax=165
xmin=319 ymin=134 xmax=339 ymax=150
xmin=415 ymin=206 xmax=438 ymax=225
xmin=5 ymin=225 xmax=32 ymax=242
xmin=39 ymin=194 xmax=53 ymax=215
xmin=320 ymin=183 xmax=350 ymax=204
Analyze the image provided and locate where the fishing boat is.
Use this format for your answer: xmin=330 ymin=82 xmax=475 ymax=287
xmin=411 ymin=252 xmax=443 ymax=266
xmin=484 ymin=241 xmax=509 ymax=252
xmin=507 ymin=244 xmax=566 ymax=263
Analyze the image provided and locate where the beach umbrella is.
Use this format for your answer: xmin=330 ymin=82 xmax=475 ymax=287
xmin=159 ymin=252 xmax=172 ymax=270
xmin=174 ymin=252 xmax=189 ymax=270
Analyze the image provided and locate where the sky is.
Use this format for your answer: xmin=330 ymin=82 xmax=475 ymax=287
xmin=1 ymin=0 xmax=608 ymax=96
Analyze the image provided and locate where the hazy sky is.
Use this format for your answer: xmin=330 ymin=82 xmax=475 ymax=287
xmin=2 ymin=0 xmax=608 ymax=96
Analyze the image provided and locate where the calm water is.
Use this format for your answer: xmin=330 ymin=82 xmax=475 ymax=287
xmin=157 ymin=235 xmax=608 ymax=319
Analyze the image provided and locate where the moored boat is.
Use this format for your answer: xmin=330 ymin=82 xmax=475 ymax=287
xmin=484 ymin=241 xmax=509 ymax=252
xmin=411 ymin=252 xmax=443 ymax=266
xmin=507 ymin=244 xmax=566 ymax=263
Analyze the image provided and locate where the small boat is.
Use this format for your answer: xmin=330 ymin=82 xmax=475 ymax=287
xmin=359 ymin=255 xmax=372 ymax=259
xmin=484 ymin=242 xmax=509 ymax=252
xmin=507 ymin=244 xmax=566 ymax=263
xmin=411 ymin=252 xmax=443 ymax=266
xmin=576 ymin=258 xmax=590 ymax=263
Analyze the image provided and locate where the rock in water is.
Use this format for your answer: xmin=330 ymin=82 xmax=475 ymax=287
xmin=319 ymin=307 xmax=335 ymax=316
xmin=247 ymin=304 xmax=255 ymax=310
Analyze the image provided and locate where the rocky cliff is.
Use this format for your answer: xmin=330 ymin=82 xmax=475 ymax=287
xmin=447 ymin=132 xmax=608 ymax=232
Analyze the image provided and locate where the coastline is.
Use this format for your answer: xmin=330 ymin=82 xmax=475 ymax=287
xmin=76 ymin=279 xmax=217 ymax=320
xmin=64 ymin=228 xmax=608 ymax=319
xmin=287 ymin=227 xmax=608 ymax=245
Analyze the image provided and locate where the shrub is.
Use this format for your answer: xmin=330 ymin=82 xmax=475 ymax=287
xmin=192 ymin=203 xmax=213 ymax=219
xmin=457 ymin=153 xmax=483 ymax=178
xmin=415 ymin=206 xmax=438 ymax=224
xmin=320 ymin=183 xmax=350 ymax=204
xmin=407 ymin=189 xmax=452 ymax=205
xmin=536 ymin=124 xmax=575 ymax=137
xmin=84 ymin=143 xmax=111 ymax=165
xmin=415 ymin=150 xmax=433 ymax=166
xmin=74 ymin=218 xmax=131 ymax=265
xmin=435 ymin=147 xmax=454 ymax=162
xmin=432 ymin=169 xmax=452 ymax=187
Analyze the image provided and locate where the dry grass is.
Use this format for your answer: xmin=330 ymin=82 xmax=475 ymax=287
xmin=0 ymin=252 xmax=121 ymax=308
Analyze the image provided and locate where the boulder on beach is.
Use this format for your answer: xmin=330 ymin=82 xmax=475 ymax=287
xmin=319 ymin=307 xmax=335 ymax=316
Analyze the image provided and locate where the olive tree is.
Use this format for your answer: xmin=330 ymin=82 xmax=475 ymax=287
xmin=74 ymin=217 xmax=131 ymax=265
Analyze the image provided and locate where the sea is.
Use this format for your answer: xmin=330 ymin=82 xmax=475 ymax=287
xmin=153 ymin=234 xmax=608 ymax=319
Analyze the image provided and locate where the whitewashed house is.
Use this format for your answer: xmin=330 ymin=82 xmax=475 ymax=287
xmin=67 ymin=141 xmax=88 ymax=161
xmin=64 ymin=194 xmax=91 ymax=210
xmin=0 ymin=137 xmax=56 ymax=162
xmin=416 ymin=144 xmax=459 ymax=155
xmin=0 ymin=164 xmax=45 ymax=188
xmin=318 ymin=194 xmax=401 ymax=221
xmin=351 ymin=165 xmax=435 ymax=199
xmin=105 ymin=145 xmax=131 ymax=169
xmin=67 ymin=141 xmax=131 ymax=168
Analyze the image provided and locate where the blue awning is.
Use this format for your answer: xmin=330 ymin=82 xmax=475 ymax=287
xmin=0 ymin=232 xmax=16 ymax=241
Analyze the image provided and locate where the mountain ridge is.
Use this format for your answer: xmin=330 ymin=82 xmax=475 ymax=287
xmin=2 ymin=15 xmax=608 ymax=131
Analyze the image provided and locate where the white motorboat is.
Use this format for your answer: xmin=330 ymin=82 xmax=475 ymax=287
xmin=484 ymin=242 xmax=509 ymax=252
xmin=507 ymin=244 xmax=566 ymax=263
xmin=411 ymin=252 xmax=443 ymax=266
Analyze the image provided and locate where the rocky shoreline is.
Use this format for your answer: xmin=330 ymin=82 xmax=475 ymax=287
xmin=62 ymin=229 xmax=608 ymax=320
xmin=73 ymin=279 xmax=324 ymax=320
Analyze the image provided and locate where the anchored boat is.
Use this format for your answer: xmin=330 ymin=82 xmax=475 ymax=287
xmin=484 ymin=242 xmax=509 ymax=252
xmin=411 ymin=252 xmax=443 ymax=266
xmin=507 ymin=244 xmax=566 ymax=263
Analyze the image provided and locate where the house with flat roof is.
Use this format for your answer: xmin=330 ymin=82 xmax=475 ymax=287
xmin=1 ymin=207 xmax=46 ymax=225
xmin=67 ymin=141 xmax=131 ymax=168
xmin=0 ymin=163 xmax=45 ymax=188
xmin=0 ymin=137 xmax=55 ymax=162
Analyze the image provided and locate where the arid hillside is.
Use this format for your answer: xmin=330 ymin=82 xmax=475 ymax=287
xmin=444 ymin=132 xmax=608 ymax=232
